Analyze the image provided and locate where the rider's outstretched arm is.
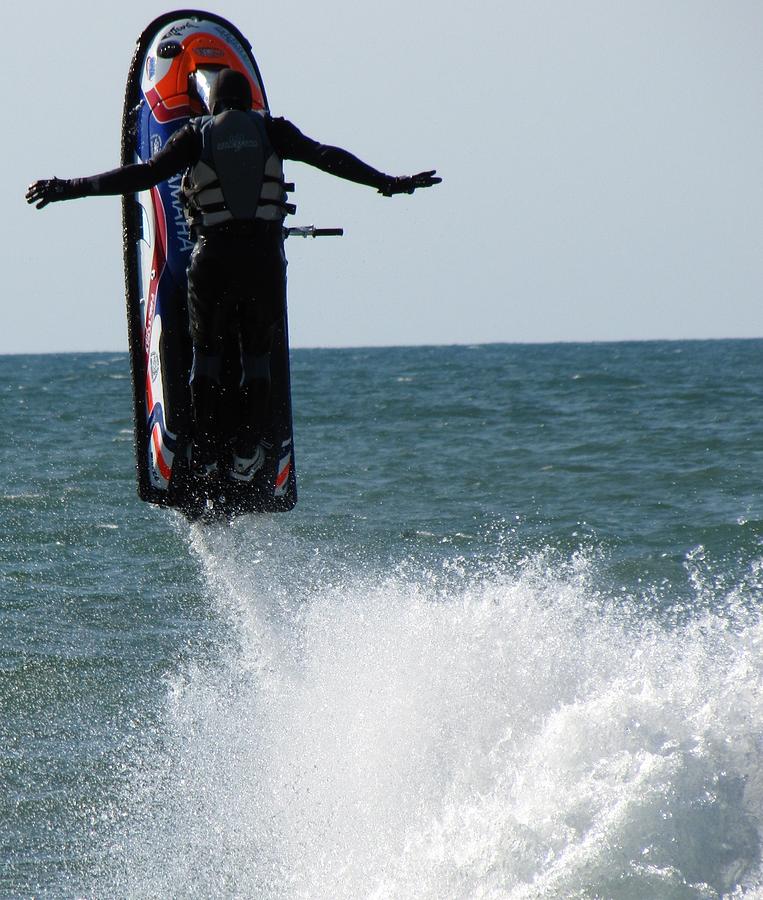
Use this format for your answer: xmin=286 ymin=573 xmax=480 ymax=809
xmin=26 ymin=127 xmax=199 ymax=208
xmin=267 ymin=116 xmax=441 ymax=196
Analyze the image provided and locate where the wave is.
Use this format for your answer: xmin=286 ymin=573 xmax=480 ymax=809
xmin=97 ymin=519 xmax=763 ymax=899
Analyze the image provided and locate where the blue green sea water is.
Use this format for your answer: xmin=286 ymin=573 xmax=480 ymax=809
xmin=2 ymin=340 xmax=763 ymax=898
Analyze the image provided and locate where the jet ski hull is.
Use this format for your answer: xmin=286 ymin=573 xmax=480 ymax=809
xmin=121 ymin=10 xmax=297 ymax=518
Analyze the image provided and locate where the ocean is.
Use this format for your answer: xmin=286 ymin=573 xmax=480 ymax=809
xmin=1 ymin=340 xmax=762 ymax=898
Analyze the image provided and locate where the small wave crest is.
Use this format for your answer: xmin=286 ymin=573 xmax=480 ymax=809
xmin=100 ymin=520 xmax=763 ymax=899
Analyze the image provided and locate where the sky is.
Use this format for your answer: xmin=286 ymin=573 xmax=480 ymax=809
xmin=5 ymin=1 xmax=763 ymax=353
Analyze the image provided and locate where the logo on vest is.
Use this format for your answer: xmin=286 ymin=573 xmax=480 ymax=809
xmin=217 ymin=136 xmax=259 ymax=152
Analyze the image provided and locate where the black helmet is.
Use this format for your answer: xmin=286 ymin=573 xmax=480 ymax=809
xmin=209 ymin=68 xmax=252 ymax=114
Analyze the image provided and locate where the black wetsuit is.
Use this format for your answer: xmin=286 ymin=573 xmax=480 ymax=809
xmin=73 ymin=117 xmax=391 ymax=460
xmin=76 ymin=116 xmax=392 ymax=197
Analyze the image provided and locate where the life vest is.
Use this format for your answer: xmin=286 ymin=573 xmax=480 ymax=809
xmin=182 ymin=110 xmax=294 ymax=227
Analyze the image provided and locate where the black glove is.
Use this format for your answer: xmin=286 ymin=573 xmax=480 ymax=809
xmin=379 ymin=170 xmax=442 ymax=196
xmin=25 ymin=178 xmax=81 ymax=209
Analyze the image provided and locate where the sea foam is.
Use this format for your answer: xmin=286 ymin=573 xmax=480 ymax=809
xmin=104 ymin=518 xmax=763 ymax=899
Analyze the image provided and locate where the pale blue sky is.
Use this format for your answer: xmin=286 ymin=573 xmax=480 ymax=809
xmin=6 ymin=1 xmax=763 ymax=353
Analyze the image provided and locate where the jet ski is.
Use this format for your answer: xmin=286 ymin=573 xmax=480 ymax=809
xmin=121 ymin=10 xmax=297 ymax=520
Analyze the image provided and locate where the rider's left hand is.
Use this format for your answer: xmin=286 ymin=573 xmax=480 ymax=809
xmin=25 ymin=178 xmax=78 ymax=209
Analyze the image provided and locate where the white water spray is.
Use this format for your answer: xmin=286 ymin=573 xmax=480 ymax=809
xmin=105 ymin=518 xmax=763 ymax=899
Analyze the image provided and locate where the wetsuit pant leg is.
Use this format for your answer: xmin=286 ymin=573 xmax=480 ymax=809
xmin=186 ymin=233 xmax=232 ymax=465
xmin=233 ymin=230 xmax=287 ymax=456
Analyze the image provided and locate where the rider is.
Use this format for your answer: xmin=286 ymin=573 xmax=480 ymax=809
xmin=26 ymin=68 xmax=441 ymax=481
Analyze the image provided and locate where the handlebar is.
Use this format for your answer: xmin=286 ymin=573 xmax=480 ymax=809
xmin=284 ymin=225 xmax=344 ymax=239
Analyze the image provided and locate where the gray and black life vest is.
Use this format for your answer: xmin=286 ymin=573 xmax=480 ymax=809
xmin=182 ymin=110 xmax=294 ymax=227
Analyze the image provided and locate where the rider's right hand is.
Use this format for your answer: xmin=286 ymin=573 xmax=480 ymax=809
xmin=379 ymin=170 xmax=442 ymax=196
